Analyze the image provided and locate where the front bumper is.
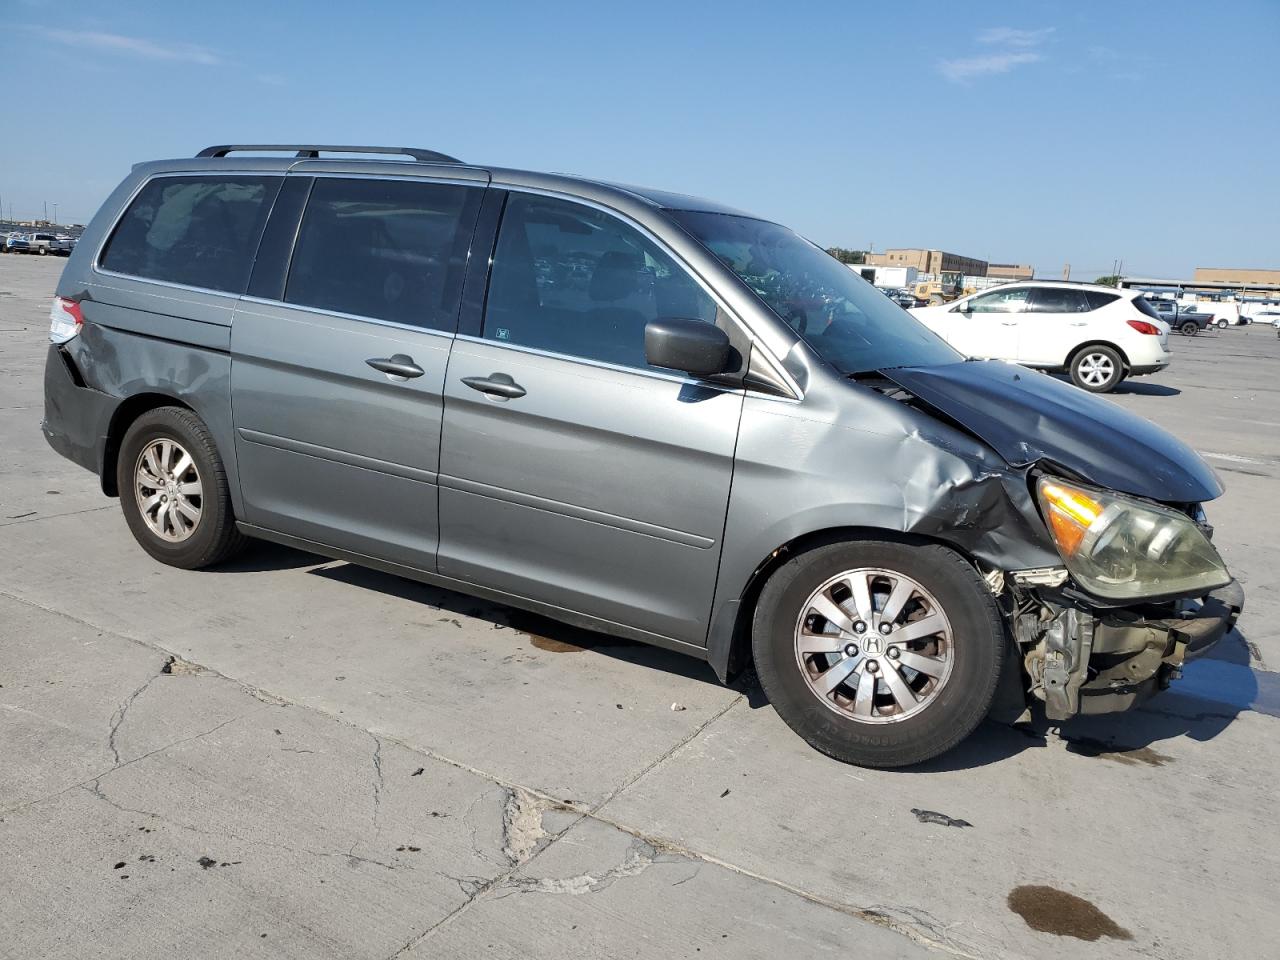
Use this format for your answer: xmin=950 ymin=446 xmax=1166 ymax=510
xmin=1024 ymin=580 xmax=1244 ymax=720
xmin=1077 ymin=580 xmax=1244 ymax=715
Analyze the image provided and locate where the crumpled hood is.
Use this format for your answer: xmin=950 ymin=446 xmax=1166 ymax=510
xmin=881 ymin=360 xmax=1223 ymax=503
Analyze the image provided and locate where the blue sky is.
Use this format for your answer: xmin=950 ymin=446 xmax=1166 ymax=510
xmin=2 ymin=0 xmax=1276 ymax=278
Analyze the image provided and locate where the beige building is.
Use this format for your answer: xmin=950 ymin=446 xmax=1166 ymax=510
xmin=987 ymin=263 xmax=1034 ymax=280
xmin=1194 ymin=267 xmax=1280 ymax=287
xmin=864 ymin=248 xmax=988 ymax=277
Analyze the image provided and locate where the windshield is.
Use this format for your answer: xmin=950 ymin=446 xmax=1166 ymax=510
xmin=670 ymin=211 xmax=961 ymax=374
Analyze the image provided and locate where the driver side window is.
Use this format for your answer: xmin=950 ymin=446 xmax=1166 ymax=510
xmin=483 ymin=194 xmax=717 ymax=370
xmin=962 ymin=287 xmax=1031 ymax=314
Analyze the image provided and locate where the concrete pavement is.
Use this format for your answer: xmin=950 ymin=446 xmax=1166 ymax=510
xmin=2 ymin=254 xmax=1277 ymax=959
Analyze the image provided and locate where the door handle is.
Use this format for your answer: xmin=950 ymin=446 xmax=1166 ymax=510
xmin=1001 ymin=321 xmax=1019 ymax=326
xmin=461 ymin=372 xmax=526 ymax=400
xmin=366 ymin=354 xmax=425 ymax=379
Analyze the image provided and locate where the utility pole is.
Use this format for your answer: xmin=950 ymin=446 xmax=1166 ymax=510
xmin=43 ymin=201 xmax=48 ymax=223
xmin=52 ymin=203 xmax=58 ymax=225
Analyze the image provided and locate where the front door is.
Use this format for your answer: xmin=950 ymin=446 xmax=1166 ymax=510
xmin=945 ymin=286 xmax=1029 ymax=359
xmin=437 ymin=193 xmax=744 ymax=645
xmin=231 ymin=175 xmax=484 ymax=569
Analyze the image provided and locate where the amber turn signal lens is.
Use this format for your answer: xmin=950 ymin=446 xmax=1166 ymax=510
xmin=1039 ymin=481 xmax=1102 ymax=556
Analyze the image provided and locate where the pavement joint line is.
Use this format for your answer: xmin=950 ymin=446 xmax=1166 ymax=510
xmin=0 ymin=503 xmax=116 ymax=527
xmin=1 ymin=585 xmax=973 ymax=957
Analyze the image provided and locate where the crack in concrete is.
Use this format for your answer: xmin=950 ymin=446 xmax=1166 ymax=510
xmin=106 ymin=661 xmax=168 ymax=765
xmin=82 ymin=776 xmax=398 ymax=872
xmin=3 ymin=588 xmax=987 ymax=959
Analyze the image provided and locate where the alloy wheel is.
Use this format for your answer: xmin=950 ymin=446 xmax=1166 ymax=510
xmin=134 ymin=438 xmax=203 ymax=542
xmin=1077 ymin=352 xmax=1115 ymax=387
xmin=794 ymin=568 xmax=954 ymax=723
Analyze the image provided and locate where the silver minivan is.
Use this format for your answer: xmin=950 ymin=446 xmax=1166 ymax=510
xmin=42 ymin=144 xmax=1243 ymax=767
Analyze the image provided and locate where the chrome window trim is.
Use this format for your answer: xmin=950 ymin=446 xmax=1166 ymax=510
xmin=452 ymin=333 xmax=739 ymax=391
xmin=237 ymin=295 xmax=456 ymax=340
xmin=88 ymin=170 xmax=801 ymax=398
xmin=490 ymin=184 xmax=801 ymax=400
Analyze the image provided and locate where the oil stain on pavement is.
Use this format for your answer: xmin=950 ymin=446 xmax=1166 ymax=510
xmin=1007 ymin=885 xmax=1133 ymax=941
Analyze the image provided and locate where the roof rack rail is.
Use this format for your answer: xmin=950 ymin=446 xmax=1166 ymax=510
xmin=196 ymin=144 xmax=462 ymax=163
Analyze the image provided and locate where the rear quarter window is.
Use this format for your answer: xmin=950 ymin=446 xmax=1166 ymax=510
xmin=1085 ymin=290 xmax=1122 ymax=311
xmin=99 ymin=175 xmax=281 ymax=294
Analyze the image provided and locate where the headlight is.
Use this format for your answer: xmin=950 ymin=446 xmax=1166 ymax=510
xmin=1036 ymin=478 xmax=1230 ymax=600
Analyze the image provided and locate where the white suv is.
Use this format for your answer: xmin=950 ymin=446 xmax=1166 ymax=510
xmin=909 ymin=281 xmax=1171 ymax=393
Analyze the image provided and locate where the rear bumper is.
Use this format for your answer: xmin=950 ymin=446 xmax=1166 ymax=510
xmin=41 ymin=342 xmax=115 ymax=480
xmin=1129 ymin=364 xmax=1168 ymax=376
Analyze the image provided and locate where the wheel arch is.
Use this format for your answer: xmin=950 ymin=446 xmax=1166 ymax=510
xmin=707 ymin=525 xmax=988 ymax=684
xmin=100 ymin=393 xmax=196 ymax=496
xmin=1065 ymin=339 xmax=1130 ymax=371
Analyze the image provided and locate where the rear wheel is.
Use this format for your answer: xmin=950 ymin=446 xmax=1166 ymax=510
xmin=1217 ymin=319 xmax=1228 ymax=329
xmin=1179 ymin=320 xmax=1199 ymax=337
xmin=752 ymin=539 xmax=1005 ymax=768
xmin=1070 ymin=345 xmax=1124 ymax=392
xmin=116 ymin=406 xmax=247 ymax=569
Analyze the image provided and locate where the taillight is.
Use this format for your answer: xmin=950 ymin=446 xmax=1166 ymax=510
xmin=49 ymin=296 xmax=83 ymax=344
xmin=1127 ymin=319 xmax=1161 ymax=335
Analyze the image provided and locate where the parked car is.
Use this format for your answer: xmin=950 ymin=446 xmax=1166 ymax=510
xmin=910 ymin=281 xmax=1172 ymax=392
xmin=1253 ymin=309 xmax=1280 ymax=327
xmin=1146 ymin=298 xmax=1178 ymax=324
xmin=1173 ymin=307 xmax=1214 ymax=336
xmin=12 ymin=232 xmax=61 ymax=255
xmin=4 ymin=233 xmax=30 ymax=253
xmin=1181 ymin=300 xmax=1241 ymax=329
xmin=1145 ymin=298 xmax=1210 ymax=335
xmin=40 ymin=143 xmax=1242 ymax=768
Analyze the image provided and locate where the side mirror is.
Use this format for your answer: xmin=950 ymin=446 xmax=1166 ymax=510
xmin=644 ymin=319 xmax=731 ymax=378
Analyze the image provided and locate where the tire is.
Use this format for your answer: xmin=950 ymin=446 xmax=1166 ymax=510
xmin=116 ymin=406 xmax=247 ymax=569
xmin=1069 ymin=345 xmax=1123 ymax=392
xmin=1180 ymin=321 xmax=1199 ymax=337
xmin=1217 ymin=320 xmax=1228 ymax=330
xmin=752 ymin=539 xmax=1005 ymax=768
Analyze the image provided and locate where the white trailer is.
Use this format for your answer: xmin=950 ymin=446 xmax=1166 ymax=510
xmin=852 ymin=264 xmax=918 ymax=289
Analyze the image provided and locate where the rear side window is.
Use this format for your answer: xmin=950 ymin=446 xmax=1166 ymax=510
xmin=100 ymin=176 xmax=281 ymax=294
xmin=1132 ymin=296 xmax=1163 ymax=320
xmin=284 ymin=178 xmax=480 ymax=330
xmin=482 ymin=194 xmax=717 ymax=370
xmin=1085 ymin=290 xmax=1121 ymax=310
xmin=1027 ymin=287 xmax=1090 ymax=313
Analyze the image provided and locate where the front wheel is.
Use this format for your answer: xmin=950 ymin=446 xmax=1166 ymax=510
xmin=116 ymin=406 xmax=248 ymax=569
xmin=1070 ymin=345 xmax=1123 ymax=392
xmin=752 ymin=539 xmax=1005 ymax=768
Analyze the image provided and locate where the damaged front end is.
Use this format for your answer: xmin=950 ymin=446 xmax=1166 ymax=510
xmin=1010 ymin=574 xmax=1243 ymax=720
xmin=876 ymin=362 xmax=1244 ymax=723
